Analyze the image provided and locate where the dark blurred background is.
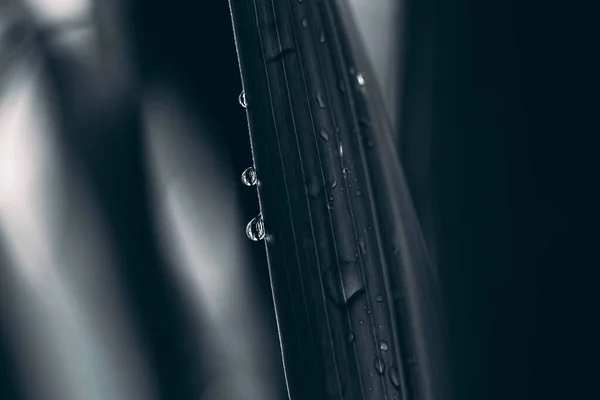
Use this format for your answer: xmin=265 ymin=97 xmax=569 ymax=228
xmin=1 ymin=0 xmax=598 ymax=399
xmin=1 ymin=0 xmax=286 ymax=399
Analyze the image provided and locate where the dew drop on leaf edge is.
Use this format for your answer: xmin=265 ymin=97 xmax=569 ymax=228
xmin=241 ymin=166 xmax=257 ymax=186
xmin=238 ymin=90 xmax=247 ymax=108
xmin=246 ymin=214 xmax=265 ymax=241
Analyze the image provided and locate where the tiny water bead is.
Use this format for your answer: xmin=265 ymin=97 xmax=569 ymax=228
xmin=374 ymin=357 xmax=385 ymax=375
xmin=246 ymin=214 xmax=265 ymax=241
xmin=330 ymin=179 xmax=337 ymax=189
xmin=241 ymin=166 xmax=257 ymax=186
xmin=357 ymin=73 xmax=366 ymax=86
xmin=319 ymin=30 xmax=326 ymax=43
xmin=316 ymin=92 xmax=327 ymax=108
xmin=319 ymin=128 xmax=329 ymax=141
xmin=375 ymin=294 xmax=384 ymax=302
xmin=358 ymin=237 xmax=367 ymax=255
xmin=347 ymin=332 xmax=355 ymax=343
xmin=389 ymin=366 xmax=401 ymax=388
xmin=238 ymin=90 xmax=247 ymax=108
xmin=301 ymin=18 xmax=308 ymax=28
xmin=380 ymin=341 xmax=389 ymax=351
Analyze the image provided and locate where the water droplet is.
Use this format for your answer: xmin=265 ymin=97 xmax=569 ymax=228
xmin=301 ymin=18 xmax=308 ymax=28
xmin=330 ymin=179 xmax=337 ymax=189
xmin=368 ymin=387 xmax=373 ymax=392
xmin=358 ymin=237 xmax=367 ymax=256
xmin=359 ymin=319 xmax=364 ymax=325
xmin=375 ymin=294 xmax=383 ymax=302
xmin=297 ymin=0 xmax=303 ymax=3
xmin=349 ymin=67 xmax=356 ymax=75
xmin=357 ymin=73 xmax=366 ymax=86
xmin=342 ymin=168 xmax=350 ymax=175
xmin=306 ymin=180 xmax=321 ymax=198
xmin=339 ymin=143 xmax=344 ymax=157
xmin=324 ymin=265 xmax=364 ymax=307
xmin=327 ymin=203 xmax=333 ymax=210
xmin=316 ymin=92 xmax=327 ymax=108
xmin=319 ymin=30 xmax=325 ymax=43
xmin=238 ymin=90 xmax=247 ymax=108
xmin=246 ymin=214 xmax=265 ymax=241
xmin=347 ymin=332 xmax=355 ymax=343
xmin=389 ymin=366 xmax=401 ymax=388
xmin=341 ymin=261 xmax=365 ymax=304
xmin=241 ymin=166 xmax=257 ymax=186
xmin=335 ymin=125 xmax=340 ymax=133
xmin=319 ymin=128 xmax=329 ymax=141
xmin=380 ymin=341 xmax=389 ymax=351
xmin=374 ymin=357 xmax=385 ymax=375
xmin=356 ymin=190 xmax=362 ymax=196
xmin=328 ymin=196 xmax=334 ymax=202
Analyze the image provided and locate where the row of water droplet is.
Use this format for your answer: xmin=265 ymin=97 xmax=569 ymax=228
xmin=238 ymin=92 xmax=264 ymax=241
xmin=238 ymin=67 xmax=366 ymax=241
xmin=292 ymin=8 xmax=395 ymax=390
xmin=236 ymin=19 xmax=402 ymax=395
xmin=238 ymin=85 xmax=402 ymax=394
xmin=240 ymin=165 xmax=264 ymax=241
